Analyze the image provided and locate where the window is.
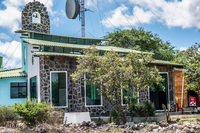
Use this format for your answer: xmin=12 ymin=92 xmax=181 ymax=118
xmin=32 ymin=12 xmax=41 ymax=23
xmin=44 ymin=46 xmax=54 ymax=52
xmin=10 ymin=82 xmax=27 ymax=98
xmin=51 ymin=72 xmax=67 ymax=107
xmin=24 ymin=47 xmax=26 ymax=65
xmin=55 ymin=47 xmax=63 ymax=53
xmin=85 ymin=75 xmax=102 ymax=106
xmin=74 ymin=48 xmax=83 ymax=55
xmin=122 ymin=86 xmax=135 ymax=105
xmin=64 ymin=47 xmax=73 ymax=54
xmin=30 ymin=76 xmax=37 ymax=99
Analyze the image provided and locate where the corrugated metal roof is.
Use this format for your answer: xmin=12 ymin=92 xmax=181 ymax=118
xmin=22 ymin=38 xmax=152 ymax=54
xmin=33 ymin=52 xmax=183 ymax=67
xmin=0 ymin=68 xmax=27 ymax=79
xmin=34 ymin=52 xmax=82 ymax=57
xmin=16 ymin=29 xmax=108 ymax=41
xmin=150 ymin=60 xmax=183 ymax=67
xmin=0 ymin=69 xmax=5 ymax=72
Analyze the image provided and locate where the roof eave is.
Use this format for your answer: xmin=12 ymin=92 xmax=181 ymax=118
xmin=16 ymin=29 xmax=109 ymax=41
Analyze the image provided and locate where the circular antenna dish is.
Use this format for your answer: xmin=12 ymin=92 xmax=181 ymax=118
xmin=65 ymin=0 xmax=80 ymax=19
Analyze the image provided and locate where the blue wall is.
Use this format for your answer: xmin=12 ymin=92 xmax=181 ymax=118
xmin=0 ymin=77 xmax=27 ymax=106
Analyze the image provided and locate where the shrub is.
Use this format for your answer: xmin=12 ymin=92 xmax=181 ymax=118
xmin=0 ymin=105 xmax=17 ymax=124
xmin=14 ymin=99 xmax=52 ymax=125
xmin=130 ymin=101 xmax=155 ymax=117
xmin=144 ymin=101 xmax=155 ymax=116
xmin=48 ymin=110 xmax=64 ymax=125
xmin=110 ymin=108 xmax=125 ymax=125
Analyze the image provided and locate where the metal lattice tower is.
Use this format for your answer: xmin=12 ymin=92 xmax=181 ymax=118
xmin=80 ymin=0 xmax=85 ymax=37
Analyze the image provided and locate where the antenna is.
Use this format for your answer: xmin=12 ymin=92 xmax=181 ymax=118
xmin=65 ymin=0 xmax=91 ymax=37
xmin=80 ymin=0 xmax=85 ymax=37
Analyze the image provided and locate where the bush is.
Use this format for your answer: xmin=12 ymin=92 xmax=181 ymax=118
xmin=144 ymin=101 xmax=155 ymax=116
xmin=130 ymin=101 xmax=155 ymax=117
xmin=48 ymin=110 xmax=64 ymax=125
xmin=15 ymin=99 xmax=52 ymax=125
xmin=192 ymin=110 xmax=200 ymax=114
xmin=0 ymin=105 xmax=17 ymax=124
xmin=110 ymin=108 xmax=125 ymax=125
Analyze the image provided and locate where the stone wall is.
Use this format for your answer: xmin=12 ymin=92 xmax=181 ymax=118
xmin=39 ymin=56 xmax=177 ymax=116
xmin=22 ymin=1 xmax=50 ymax=33
xmin=39 ymin=56 xmax=111 ymax=116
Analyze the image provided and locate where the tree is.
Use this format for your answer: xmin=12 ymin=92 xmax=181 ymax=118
xmin=71 ymin=47 xmax=163 ymax=124
xmin=174 ymin=43 xmax=200 ymax=91
xmin=105 ymin=27 xmax=176 ymax=61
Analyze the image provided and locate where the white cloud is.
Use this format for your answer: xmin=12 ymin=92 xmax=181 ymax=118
xmin=0 ymin=0 xmax=55 ymax=32
xmin=86 ymin=0 xmax=97 ymax=7
xmin=0 ymin=40 xmax=21 ymax=68
xmin=180 ymin=47 xmax=188 ymax=51
xmin=101 ymin=5 xmax=154 ymax=28
xmin=86 ymin=0 xmax=113 ymax=7
xmin=0 ymin=33 xmax=11 ymax=40
xmin=101 ymin=0 xmax=200 ymax=29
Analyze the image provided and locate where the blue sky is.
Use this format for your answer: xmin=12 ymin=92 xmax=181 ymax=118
xmin=0 ymin=0 xmax=200 ymax=69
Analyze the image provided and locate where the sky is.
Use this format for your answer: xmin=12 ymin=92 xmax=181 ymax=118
xmin=0 ymin=0 xmax=200 ymax=69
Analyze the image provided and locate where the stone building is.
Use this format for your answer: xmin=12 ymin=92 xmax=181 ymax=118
xmin=0 ymin=1 xmax=183 ymax=116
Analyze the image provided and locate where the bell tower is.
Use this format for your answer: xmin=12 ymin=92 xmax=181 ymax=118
xmin=21 ymin=1 xmax=50 ymax=33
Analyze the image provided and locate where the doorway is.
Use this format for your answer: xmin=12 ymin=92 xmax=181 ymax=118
xmin=150 ymin=73 xmax=169 ymax=110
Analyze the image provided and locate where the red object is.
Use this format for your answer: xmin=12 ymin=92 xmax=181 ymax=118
xmin=189 ymin=97 xmax=196 ymax=106
xmin=176 ymin=103 xmax=184 ymax=114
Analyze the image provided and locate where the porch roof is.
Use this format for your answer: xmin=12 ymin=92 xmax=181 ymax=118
xmin=0 ymin=68 xmax=27 ymax=79
xmin=22 ymin=38 xmax=152 ymax=55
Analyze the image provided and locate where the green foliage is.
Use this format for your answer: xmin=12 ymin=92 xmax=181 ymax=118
xmin=162 ymin=104 xmax=166 ymax=111
xmin=162 ymin=104 xmax=171 ymax=122
xmin=192 ymin=110 xmax=200 ymax=114
xmin=127 ymin=98 xmax=137 ymax=117
xmin=71 ymin=47 xmax=163 ymax=123
xmin=105 ymin=27 xmax=176 ymax=61
xmin=145 ymin=101 xmax=156 ymax=116
xmin=132 ymin=101 xmax=155 ymax=117
xmin=197 ymin=116 xmax=200 ymax=122
xmin=174 ymin=43 xmax=200 ymax=91
xmin=14 ymin=99 xmax=52 ymax=125
xmin=0 ymin=105 xmax=17 ymax=123
xmin=110 ymin=108 xmax=125 ymax=125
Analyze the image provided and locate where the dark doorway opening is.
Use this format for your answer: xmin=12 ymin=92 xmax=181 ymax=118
xmin=150 ymin=74 xmax=169 ymax=110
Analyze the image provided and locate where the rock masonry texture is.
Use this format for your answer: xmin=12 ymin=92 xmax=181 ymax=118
xmin=21 ymin=1 xmax=50 ymax=33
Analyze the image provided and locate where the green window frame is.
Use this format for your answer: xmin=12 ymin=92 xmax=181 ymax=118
xmin=51 ymin=72 xmax=67 ymax=107
xmin=10 ymin=82 xmax=27 ymax=99
xmin=85 ymin=75 xmax=102 ymax=106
